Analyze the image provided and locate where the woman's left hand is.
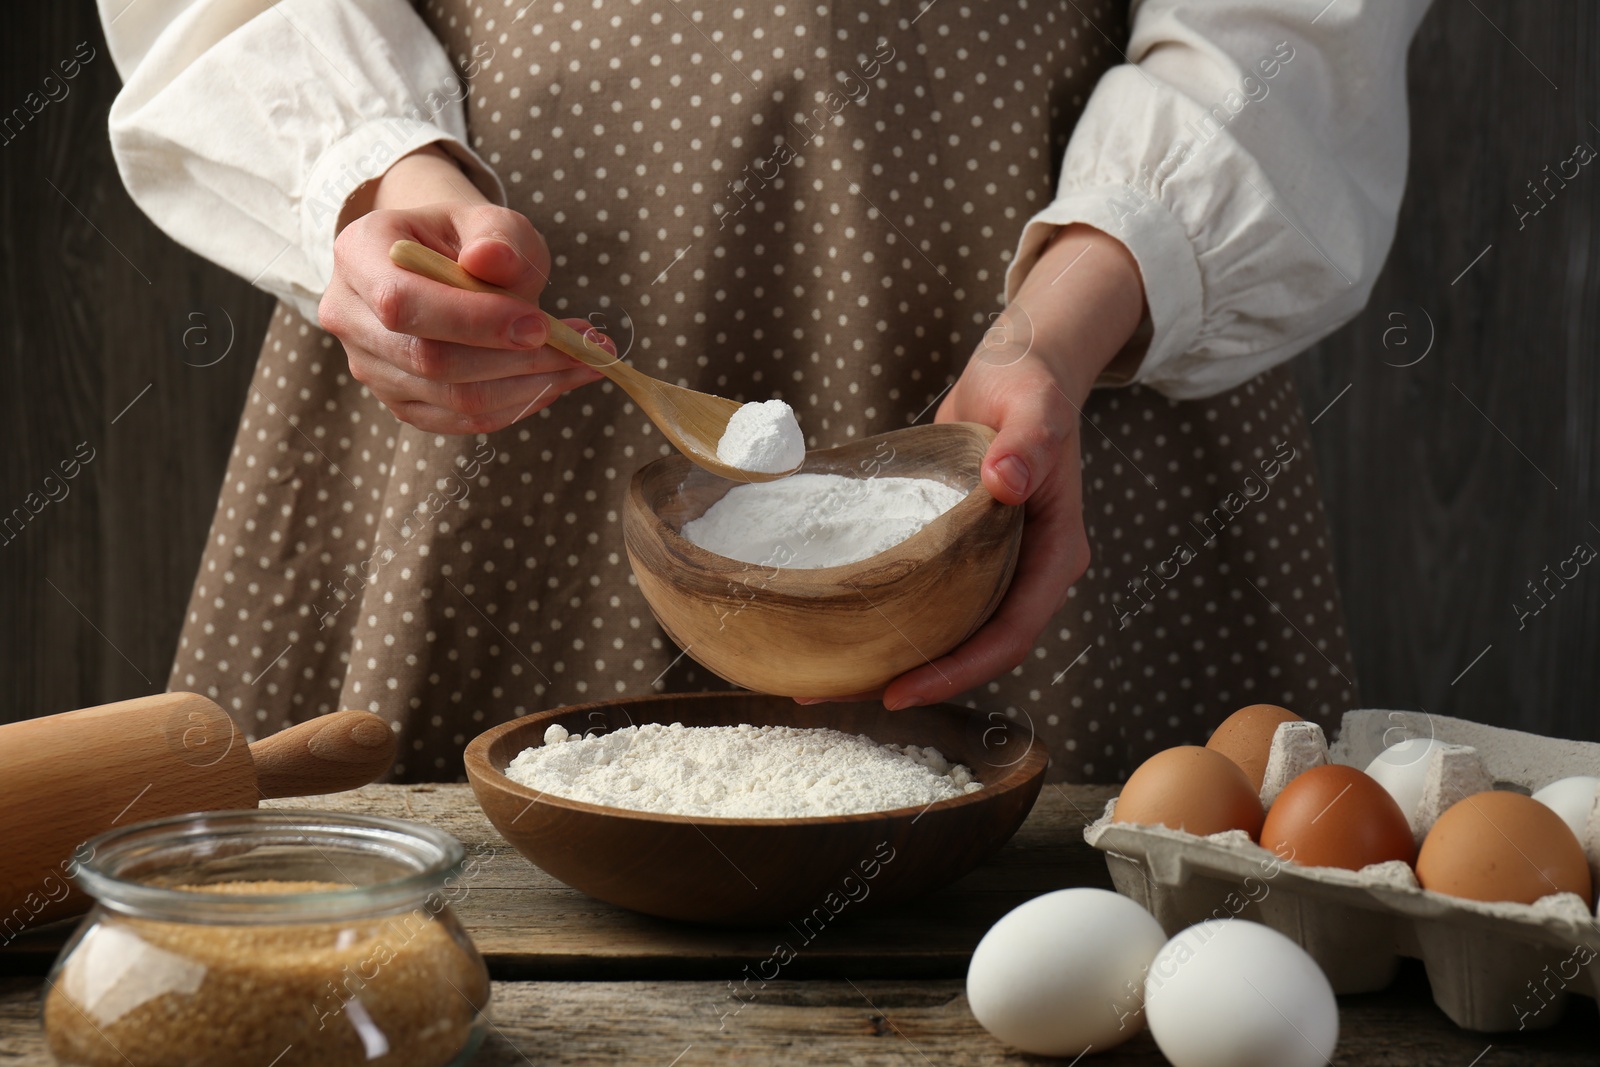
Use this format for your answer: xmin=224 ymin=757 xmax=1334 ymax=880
xmin=806 ymin=224 xmax=1146 ymax=710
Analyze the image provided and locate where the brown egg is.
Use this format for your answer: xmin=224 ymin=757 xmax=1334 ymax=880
xmin=1113 ymin=746 xmax=1265 ymax=839
xmin=1417 ymin=791 xmax=1592 ymax=906
xmin=1205 ymin=704 xmax=1303 ymax=791
xmin=1260 ymin=764 xmax=1415 ymax=870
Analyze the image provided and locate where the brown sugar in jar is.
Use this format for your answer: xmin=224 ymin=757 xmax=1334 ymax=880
xmin=43 ymin=814 xmax=489 ymax=1067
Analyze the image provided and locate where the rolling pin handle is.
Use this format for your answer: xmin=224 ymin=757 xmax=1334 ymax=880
xmin=248 ymin=710 xmax=398 ymax=799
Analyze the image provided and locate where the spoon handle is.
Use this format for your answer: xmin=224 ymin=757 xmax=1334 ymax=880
xmin=387 ymin=239 xmax=622 ymax=376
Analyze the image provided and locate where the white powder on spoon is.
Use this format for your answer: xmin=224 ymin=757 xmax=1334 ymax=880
xmin=505 ymin=722 xmax=983 ymax=818
xmin=716 ymin=399 xmax=806 ymax=473
xmin=681 ymin=472 xmax=967 ymax=568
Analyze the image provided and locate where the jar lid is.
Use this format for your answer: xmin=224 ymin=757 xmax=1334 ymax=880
xmin=72 ymin=810 xmax=468 ymax=923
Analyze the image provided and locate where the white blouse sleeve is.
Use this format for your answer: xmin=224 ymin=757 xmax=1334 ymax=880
xmin=1006 ymin=0 xmax=1434 ymax=400
xmin=98 ymin=0 xmax=504 ymax=324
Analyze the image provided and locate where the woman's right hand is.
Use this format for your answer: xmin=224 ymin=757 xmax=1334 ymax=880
xmin=318 ymin=146 xmax=607 ymax=434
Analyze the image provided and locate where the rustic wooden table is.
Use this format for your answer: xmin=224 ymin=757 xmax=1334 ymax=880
xmin=3 ymin=783 xmax=1596 ymax=1064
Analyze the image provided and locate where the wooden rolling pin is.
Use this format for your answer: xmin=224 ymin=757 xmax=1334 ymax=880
xmin=0 ymin=692 xmax=397 ymax=933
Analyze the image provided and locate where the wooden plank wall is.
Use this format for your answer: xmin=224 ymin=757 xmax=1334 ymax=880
xmin=1 ymin=3 xmax=272 ymax=715
xmin=2 ymin=2 xmax=1596 ymax=753
xmin=1296 ymin=2 xmax=1600 ymax=742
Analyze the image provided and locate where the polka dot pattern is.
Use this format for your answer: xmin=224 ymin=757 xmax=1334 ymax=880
xmin=170 ymin=0 xmax=1356 ymax=782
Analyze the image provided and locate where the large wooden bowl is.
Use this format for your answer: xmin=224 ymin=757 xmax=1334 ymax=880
xmin=464 ymin=692 xmax=1048 ymax=924
xmin=623 ymin=422 xmax=1024 ymax=697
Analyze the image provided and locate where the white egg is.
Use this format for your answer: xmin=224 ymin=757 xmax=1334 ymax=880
xmin=1145 ymin=919 xmax=1338 ymax=1067
xmin=966 ymin=888 xmax=1166 ymax=1056
xmin=1532 ymin=776 xmax=1600 ymax=844
xmin=1364 ymin=737 xmax=1445 ymax=823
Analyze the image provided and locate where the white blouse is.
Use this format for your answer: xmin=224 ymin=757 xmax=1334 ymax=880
xmin=98 ymin=0 xmax=1432 ymax=399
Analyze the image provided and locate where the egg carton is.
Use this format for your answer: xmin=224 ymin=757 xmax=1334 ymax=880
xmin=1083 ymin=709 xmax=1600 ymax=1033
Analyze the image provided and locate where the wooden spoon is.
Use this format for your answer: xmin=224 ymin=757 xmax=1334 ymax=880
xmin=389 ymin=239 xmax=800 ymax=482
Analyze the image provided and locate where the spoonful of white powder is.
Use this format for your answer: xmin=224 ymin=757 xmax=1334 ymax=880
xmin=716 ymin=399 xmax=806 ymax=475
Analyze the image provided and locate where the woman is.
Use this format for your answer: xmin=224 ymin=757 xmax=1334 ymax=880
xmin=100 ymin=0 xmax=1430 ymax=780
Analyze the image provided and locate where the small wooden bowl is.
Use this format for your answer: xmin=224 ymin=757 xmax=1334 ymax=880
xmin=623 ymin=422 xmax=1024 ymax=697
xmin=464 ymin=692 xmax=1048 ymax=925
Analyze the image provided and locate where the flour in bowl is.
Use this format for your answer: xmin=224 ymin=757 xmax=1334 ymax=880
xmin=680 ymin=472 xmax=967 ymax=568
xmin=505 ymin=722 xmax=984 ymax=817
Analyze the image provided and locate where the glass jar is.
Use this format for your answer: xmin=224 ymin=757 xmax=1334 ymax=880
xmin=43 ymin=810 xmax=490 ymax=1067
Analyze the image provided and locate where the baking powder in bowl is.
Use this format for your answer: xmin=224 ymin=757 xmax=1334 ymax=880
xmin=505 ymin=722 xmax=983 ymax=817
xmin=680 ymin=472 xmax=967 ymax=568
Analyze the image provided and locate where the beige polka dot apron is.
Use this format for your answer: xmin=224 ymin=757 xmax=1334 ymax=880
xmin=172 ymin=0 xmax=1358 ymax=781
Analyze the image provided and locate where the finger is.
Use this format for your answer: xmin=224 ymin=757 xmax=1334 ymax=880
xmin=354 ymin=352 xmax=602 ymax=416
xmin=348 ymin=333 xmax=585 ymax=384
xmin=331 ymin=204 xmax=556 ymax=349
xmin=554 ymin=320 xmax=615 ymax=368
xmin=367 ymin=272 xmax=550 ymax=351
xmin=452 ymin=205 xmax=553 ymax=303
xmin=389 ymin=364 xmax=603 ymax=434
xmin=332 ymin=295 xmax=590 ymax=383
xmin=571 ymin=320 xmax=618 ymax=357
xmin=980 ymin=382 xmax=1075 ymax=506
xmin=333 ymin=237 xmax=549 ymax=352
xmin=556 ymin=318 xmax=620 ymax=368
